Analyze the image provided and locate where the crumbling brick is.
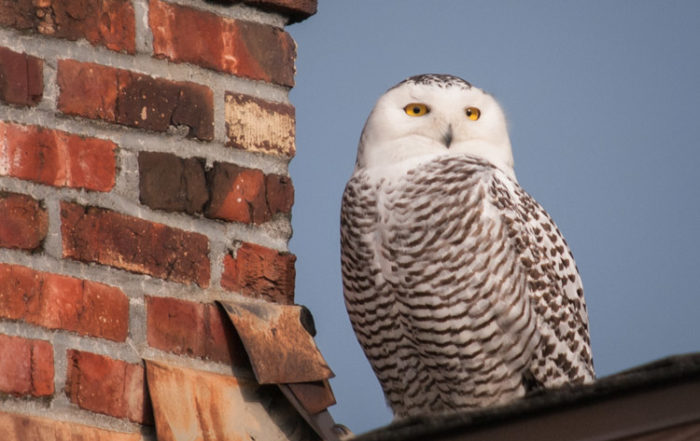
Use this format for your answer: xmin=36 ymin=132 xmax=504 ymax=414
xmin=221 ymin=242 xmax=296 ymax=304
xmin=0 ymin=0 xmax=135 ymax=53
xmin=225 ymin=92 xmax=296 ymax=157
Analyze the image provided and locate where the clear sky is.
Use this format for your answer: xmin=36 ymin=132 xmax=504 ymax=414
xmin=287 ymin=1 xmax=700 ymax=434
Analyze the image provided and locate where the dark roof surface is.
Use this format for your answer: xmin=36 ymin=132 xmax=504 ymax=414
xmin=356 ymin=353 xmax=700 ymax=441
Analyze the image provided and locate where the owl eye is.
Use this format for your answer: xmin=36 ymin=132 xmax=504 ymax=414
xmin=466 ymin=107 xmax=481 ymax=121
xmin=404 ymin=103 xmax=430 ymax=117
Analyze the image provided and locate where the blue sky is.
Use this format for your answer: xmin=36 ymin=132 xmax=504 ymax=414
xmin=288 ymin=2 xmax=700 ymax=433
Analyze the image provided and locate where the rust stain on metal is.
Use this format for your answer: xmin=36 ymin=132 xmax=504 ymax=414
xmin=145 ymin=360 xmax=314 ymax=441
xmin=288 ymin=380 xmax=337 ymax=415
xmin=218 ymin=299 xmax=334 ymax=384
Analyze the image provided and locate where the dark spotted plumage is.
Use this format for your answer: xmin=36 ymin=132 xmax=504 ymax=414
xmin=341 ymin=155 xmax=594 ymax=418
xmin=392 ymin=73 xmax=473 ymax=91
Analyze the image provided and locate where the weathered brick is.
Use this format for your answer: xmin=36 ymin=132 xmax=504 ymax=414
xmin=221 ymin=242 xmax=295 ymax=304
xmin=0 ymin=411 xmax=143 ymax=441
xmin=225 ymin=92 xmax=295 ymax=157
xmin=138 ymin=151 xmax=208 ymax=214
xmin=0 ymin=46 xmax=42 ymax=106
xmin=57 ymin=60 xmax=214 ymax=140
xmin=0 ymin=0 xmax=135 ymax=53
xmin=0 ymin=263 xmax=129 ymax=341
xmin=60 ymin=202 xmax=210 ymax=287
xmin=0 ymin=122 xmax=117 ymax=191
xmin=146 ymin=296 xmax=247 ymax=365
xmin=265 ymin=173 xmax=294 ymax=215
xmin=206 ymin=163 xmax=269 ymax=224
xmin=149 ymin=0 xmax=296 ymax=87
xmin=66 ymin=350 xmax=152 ymax=424
xmin=0 ymin=192 xmax=47 ymax=250
xmin=0 ymin=334 xmax=53 ymax=397
xmin=242 ymin=0 xmax=317 ymax=24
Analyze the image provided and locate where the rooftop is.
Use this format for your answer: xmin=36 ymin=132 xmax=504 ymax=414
xmin=356 ymin=353 xmax=700 ymax=441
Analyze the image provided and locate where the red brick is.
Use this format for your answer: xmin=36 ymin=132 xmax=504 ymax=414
xmin=265 ymin=174 xmax=294 ymax=215
xmin=224 ymin=92 xmax=295 ymax=157
xmin=206 ymin=163 xmax=268 ymax=224
xmin=242 ymin=0 xmax=317 ymax=24
xmin=221 ymin=242 xmax=295 ymax=304
xmin=146 ymin=296 xmax=246 ymax=365
xmin=60 ymin=202 xmax=210 ymax=287
xmin=0 ymin=411 xmax=143 ymax=441
xmin=0 ymin=334 xmax=53 ymax=397
xmin=66 ymin=350 xmax=152 ymax=424
xmin=57 ymin=59 xmax=214 ymax=140
xmin=0 ymin=192 xmax=47 ymax=250
xmin=0 ymin=46 xmax=43 ymax=106
xmin=0 ymin=263 xmax=129 ymax=341
xmin=149 ymin=0 xmax=296 ymax=87
xmin=0 ymin=0 xmax=135 ymax=53
xmin=0 ymin=122 xmax=117 ymax=191
xmin=138 ymin=151 xmax=208 ymax=214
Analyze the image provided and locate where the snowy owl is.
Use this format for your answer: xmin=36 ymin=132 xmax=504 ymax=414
xmin=340 ymin=74 xmax=594 ymax=418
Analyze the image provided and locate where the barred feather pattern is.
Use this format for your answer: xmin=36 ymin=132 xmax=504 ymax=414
xmin=340 ymin=155 xmax=594 ymax=418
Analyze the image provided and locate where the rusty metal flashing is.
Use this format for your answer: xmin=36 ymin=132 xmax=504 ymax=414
xmin=217 ymin=299 xmax=334 ymax=384
xmin=145 ymin=359 xmax=319 ymax=441
xmin=217 ymin=298 xmax=347 ymax=440
xmin=288 ymin=380 xmax=336 ymax=415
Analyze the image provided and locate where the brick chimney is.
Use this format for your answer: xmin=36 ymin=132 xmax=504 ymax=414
xmin=0 ymin=1 xmax=320 ymax=439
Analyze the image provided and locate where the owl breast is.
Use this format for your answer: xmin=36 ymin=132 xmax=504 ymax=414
xmin=342 ymin=155 xmax=548 ymax=417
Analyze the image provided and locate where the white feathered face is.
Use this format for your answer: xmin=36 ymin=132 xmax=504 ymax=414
xmin=357 ymin=74 xmax=514 ymax=179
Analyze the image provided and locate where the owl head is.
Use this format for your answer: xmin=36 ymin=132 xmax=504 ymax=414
xmin=356 ymin=74 xmax=515 ymax=179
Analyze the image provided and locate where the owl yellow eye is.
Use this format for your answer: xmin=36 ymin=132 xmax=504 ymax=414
xmin=404 ymin=103 xmax=430 ymax=117
xmin=466 ymin=107 xmax=481 ymax=121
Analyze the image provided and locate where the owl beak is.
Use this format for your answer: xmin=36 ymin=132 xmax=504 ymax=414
xmin=442 ymin=124 xmax=454 ymax=148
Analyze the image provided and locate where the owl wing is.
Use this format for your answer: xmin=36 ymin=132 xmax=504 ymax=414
xmin=489 ymin=171 xmax=595 ymax=387
xmin=340 ymin=170 xmax=407 ymax=408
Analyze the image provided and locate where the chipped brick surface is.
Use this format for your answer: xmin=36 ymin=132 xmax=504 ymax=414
xmin=66 ymin=350 xmax=153 ymax=424
xmin=0 ymin=334 xmax=54 ymax=397
xmin=0 ymin=411 xmax=144 ymax=441
xmin=242 ymin=0 xmax=317 ymax=24
xmin=149 ymin=0 xmax=296 ymax=87
xmin=225 ymin=92 xmax=296 ymax=157
xmin=0 ymin=46 xmax=42 ymax=106
xmin=146 ymin=296 xmax=247 ymax=366
xmin=206 ymin=163 xmax=269 ymax=224
xmin=57 ymin=59 xmax=214 ymax=140
xmin=138 ymin=151 xmax=208 ymax=214
xmin=206 ymin=163 xmax=293 ymax=224
xmin=0 ymin=0 xmax=135 ymax=53
xmin=221 ymin=242 xmax=296 ymax=304
xmin=0 ymin=122 xmax=117 ymax=191
xmin=60 ymin=202 xmax=210 ymax=287
xmin=0 ymin=192 xmax=48 ymax=250
xmin=0 ymin=263 xmax=129 ymax=341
